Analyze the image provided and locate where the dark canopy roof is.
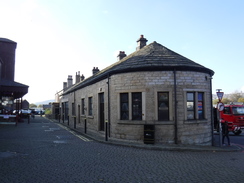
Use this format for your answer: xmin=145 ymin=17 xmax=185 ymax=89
xmin=0 ymin=79 xmax=29 ymax=99
xmin=64 ymin=41 xmax=214 ymax=94
xmin=0 ymin=38 xmax=16 ymax=44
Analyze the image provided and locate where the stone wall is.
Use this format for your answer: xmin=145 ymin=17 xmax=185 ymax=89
xmin=64 ymin=70 xmax=212 ymax=146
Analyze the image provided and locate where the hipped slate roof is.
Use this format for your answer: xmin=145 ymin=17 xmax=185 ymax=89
xmin=63 ymin=41 xmax=214 ymax=95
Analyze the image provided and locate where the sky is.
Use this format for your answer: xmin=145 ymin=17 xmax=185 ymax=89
xmin=1 ymin=0 xmax=244 ymax=104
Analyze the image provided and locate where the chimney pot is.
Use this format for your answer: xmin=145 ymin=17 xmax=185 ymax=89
xmin=92 ymin=67 xmax=100 ymax=75
xmin=117 ymin=51 xmax=127 ymax=61
xmin=136 ymin=35 xmax=148 ymax=51
xmin=81 ymin=74 xmax=85 ymax=81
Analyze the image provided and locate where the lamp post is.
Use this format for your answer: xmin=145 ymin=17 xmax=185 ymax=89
xmin=216 ymin=89 xmax=224 ymax=147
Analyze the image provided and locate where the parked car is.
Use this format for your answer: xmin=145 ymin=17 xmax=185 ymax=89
xmin=19 ymin=109 xmax=31 ymax=118
xmin=35 ymin=110 xmax=44 ymax=115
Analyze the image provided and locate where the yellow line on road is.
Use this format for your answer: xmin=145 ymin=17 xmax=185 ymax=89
xmin=57 ymin=124 xmax=92 ymax=142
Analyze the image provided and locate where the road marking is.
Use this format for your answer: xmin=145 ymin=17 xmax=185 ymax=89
xmin=57 ymin=124 xmax=92 ymax=142
xmin=45 ymin=130 xmax=53 ymax=132
xmin=231 ymin=143 xmax=244 ymax=152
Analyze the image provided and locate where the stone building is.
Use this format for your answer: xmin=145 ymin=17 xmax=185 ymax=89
xmin=60 ymin=35 xmax=214 ymax=146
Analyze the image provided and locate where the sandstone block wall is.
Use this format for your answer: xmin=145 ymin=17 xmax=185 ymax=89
xmin=63 ymin=70 xmax=212 ymax=145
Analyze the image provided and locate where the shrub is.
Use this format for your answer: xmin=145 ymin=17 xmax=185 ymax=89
xmin=45 ymin=108 xmax=51 ymax=115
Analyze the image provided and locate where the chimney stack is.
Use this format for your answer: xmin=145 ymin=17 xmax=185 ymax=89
xmin=63 ymin=82 xmax=67 ymax=91
xmin=75 ymin=71 xmax=80 ymax=84
xmin=117 ymin=51 xmax=127 ymax=61
xmin=67 ymin=75 xmax=73 ymax=88
xmin=92 ymin=67 xmax=100 ymax=75
xmin=136 ymin=35 xmax=148 ymax=51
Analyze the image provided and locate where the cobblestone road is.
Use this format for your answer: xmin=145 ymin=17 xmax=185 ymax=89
xmin=1 ymin=116 xmax=244 ymax=183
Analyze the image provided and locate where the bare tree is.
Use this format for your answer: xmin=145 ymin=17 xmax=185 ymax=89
xmin=229 ymin=90 xmax=244 ymax=102
xmin=29 ymin=103 xmax=37 ymax=108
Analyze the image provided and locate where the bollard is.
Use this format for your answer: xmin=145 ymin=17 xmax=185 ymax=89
xmin=15 ymin=115 xmax=18 ymax=126
xmin=105 ymin=119 xmax=108 ymax=141
xmin=68 ymin=115 xmax=69 ymax=126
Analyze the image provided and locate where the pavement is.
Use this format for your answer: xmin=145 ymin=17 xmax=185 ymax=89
xmin=46 ymin=117 xmax=243 ymax=152
xmin=2 ymin=116 xmax=244 ymax=182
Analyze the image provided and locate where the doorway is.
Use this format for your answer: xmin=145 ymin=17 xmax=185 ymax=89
xmin=99 ymin=93 xmax=104 ymax=131
xmin=78 ymin=105 xmax=80 ymax=123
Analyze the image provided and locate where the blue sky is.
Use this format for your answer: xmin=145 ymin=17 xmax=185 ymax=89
xmin=1 ymin=0 xmax=244 ymax=103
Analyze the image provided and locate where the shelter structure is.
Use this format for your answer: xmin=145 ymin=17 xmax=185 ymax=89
xmin=0 ymin=38 xmax=28 ymax=114
xmin=60 ymin=35 xmax=214 ymax=146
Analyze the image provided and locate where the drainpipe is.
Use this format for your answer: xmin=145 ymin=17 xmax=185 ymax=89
xmin=74 ymin=91 xmax=76 ymax=129
xmin=173 ymin=69 xmax=178 ymax=144
xmin=107 ymin=73 xmax=111 ymax=137
xmin=209 ymin=76 xmax=214 ymax=146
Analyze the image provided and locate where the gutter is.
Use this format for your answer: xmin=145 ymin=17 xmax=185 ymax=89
xmin=63 ymin=66 xmax=214 ymax=95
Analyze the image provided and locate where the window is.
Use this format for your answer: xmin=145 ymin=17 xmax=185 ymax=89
xmin=187 ymin=92 xmax=195 ymax=119
xmin=64 ymin=102 xmax=69 ymax=120
xmin=81 ymin=98 xmax=85 ymax=115
xmin=158 ymin=92 xmax=169 ymax=121
xmin=232 ymin=106 xmax=244 ymax=115
xmin=223 ymin=107 xmax=230 ymax=114
xmin=120 ymin=93 xmax=129 ymax=120
xmin=132 ymin=92 xmax=142 ymax=120
xmin=187 ymin=92 xmax=205 ymax=120
xmin=88 ymin=97 xmax=93 ymax=116
xmin=198 ymin=92 xmax=204 ymax=119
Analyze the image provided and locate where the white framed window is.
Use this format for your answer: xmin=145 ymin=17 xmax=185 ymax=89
xmin=88 ymin=97 xmax=93 ymax=116
xmin=186 ymin=92 xmax=205 ymax=120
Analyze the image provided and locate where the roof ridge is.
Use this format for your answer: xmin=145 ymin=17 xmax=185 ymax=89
xmin=63 ymin=40 xmax=214 ymax=94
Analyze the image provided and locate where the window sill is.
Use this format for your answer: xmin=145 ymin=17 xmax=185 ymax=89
xmin=184 ymin=119 xmax=208 ymax=124
xmin=87 ymin=115 xmax=94 ymax=119
xmin=118 ymin=120 xmax=144 ymax=125
xmin=155 ymin=121 xmax=174 ymax=125
xmin=118 ymin=120 xmax=174 ymax=125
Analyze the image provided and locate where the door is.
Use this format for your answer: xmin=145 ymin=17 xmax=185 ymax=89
xmin=99 ymin=93 xmax=105 ymax=131
xmin=78 ymin=105 xmax=80 ymax=123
